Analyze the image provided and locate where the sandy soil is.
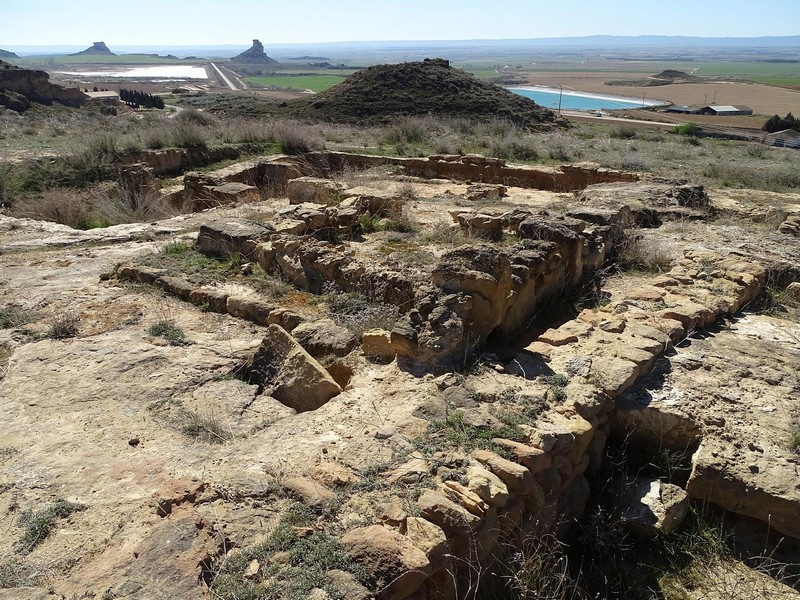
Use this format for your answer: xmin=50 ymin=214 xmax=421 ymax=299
xmin=522 ymin=71 xmax=800 ymax=116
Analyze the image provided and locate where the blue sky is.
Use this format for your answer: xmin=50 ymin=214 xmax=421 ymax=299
xmin=3 ymin=0 xmax=798 ymax=46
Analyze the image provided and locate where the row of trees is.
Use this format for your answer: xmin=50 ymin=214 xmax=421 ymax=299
xmin=763 ymin=112 xmax=798 ymax=133
xmin=119 ymin=88 xmax=165 ymax=110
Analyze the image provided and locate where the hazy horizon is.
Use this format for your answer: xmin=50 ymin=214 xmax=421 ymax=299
xmin=3 ymin=0 xmax=799 ymax=47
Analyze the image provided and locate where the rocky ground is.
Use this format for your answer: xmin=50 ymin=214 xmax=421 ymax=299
xmin=1 ymin=153 xmax=799 ymax=599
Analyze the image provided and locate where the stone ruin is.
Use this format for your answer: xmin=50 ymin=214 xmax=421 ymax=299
xmin=2 ymin=148 xmax=799 ymax=599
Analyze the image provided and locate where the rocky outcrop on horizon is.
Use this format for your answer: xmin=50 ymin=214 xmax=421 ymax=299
xmin=71 ymin=41 xmax=116 ymax=56
xmin=230 ymin=39 xmax=279 ymax=64
xmin=0 ymin=48 xmax=19 ymax=59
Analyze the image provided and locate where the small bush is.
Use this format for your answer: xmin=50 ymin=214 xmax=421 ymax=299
xmin=143 ymin=128 xmax=168 ymax=149
xmin=673 ymin=122 xmax=700 ymax=136
xmin=170 ymin=122 xmax=208 ymax=149
xmin=789 ymin=424 xmax=800 ymax=455
xmin=147 ymin=320 xmax=187 ymax=346
xmin=0 ymin=305 xmax=33 ymax=329
xmin=610 ymin=126 xmax=637 ymax=140
xmin=618 ymin=233 xmax=679 ymax=273
xmin=10 ymin=189 xmax=95 ymax=229
xmin=617 ymin=155 xmax=651 ymax=172
xmin=48 ymin=312 xmax=79 ymax=339
xmin=326 ymin=290 xmax=399 ymax=337
xmin=489 ymin=134 xmax=540 ymax=161
xmin=210 ymin=503 xmax=368 ymax=600
xmin=272 ymin=121 xmax=321 ymax=155
xmin=395 ymin=181 xmax=418 ymax=201
xmin=358 ymin=213 xmax=383 ymax=234
xmin=84 ymin=134 xmax=120 ymax=163
xmin=15 ymin=499 xmax=87 ymax=554
xmin=176 ymin=408 xmax=231 ymax=443
xmin=385 ymin=116 xmax=430 ymax=145
xmin=93 ymin=186 xmax=177 ymax=226
xmin=175 ymin=107 xmax=216 ymax=127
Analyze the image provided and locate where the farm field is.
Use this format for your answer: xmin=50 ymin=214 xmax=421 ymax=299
xmin=246 ymin=74 xmax=349 ymax=92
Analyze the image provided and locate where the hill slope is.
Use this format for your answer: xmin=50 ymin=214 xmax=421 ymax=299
xmin=289 ymin=58 xmax=556 ymax=127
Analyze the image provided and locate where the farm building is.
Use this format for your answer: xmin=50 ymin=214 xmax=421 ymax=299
xmin=765 ymin=128 xmax=800 ymax=148
xmin=696 ymin=105 xmax=753 ymax=116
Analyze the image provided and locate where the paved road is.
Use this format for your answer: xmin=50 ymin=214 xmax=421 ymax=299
xmin=210 ymin=63 xmax=237 ymax=91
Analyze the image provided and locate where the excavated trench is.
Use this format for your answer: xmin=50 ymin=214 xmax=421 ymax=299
xmin=101 ymin=153 xmax=800 ymax=598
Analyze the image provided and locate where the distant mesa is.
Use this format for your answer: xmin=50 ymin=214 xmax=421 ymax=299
xmin=230 ymin=39 xmax=279 ymax=64
xmin=72 ymin=41 xmax=116 ymax=56
xmin=0 ymin=49 xmax=19 ymax=59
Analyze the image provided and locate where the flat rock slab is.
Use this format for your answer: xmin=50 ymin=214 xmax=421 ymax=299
xmin=618 ymin=314 xmax=800 ymax=539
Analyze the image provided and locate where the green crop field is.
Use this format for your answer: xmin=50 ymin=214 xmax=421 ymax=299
xmin=246 ymin=74 xmax=348 ymax=92
xmin=457 ymin=58 xmax=800 ymax=87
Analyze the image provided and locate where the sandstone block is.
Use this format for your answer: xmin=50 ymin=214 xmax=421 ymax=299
xmin=226 ymin=296 xmax=275 ymax=324
xmin=243 ymin=325 xmax=341 ymax=412
xmin=620 ymin=477 xmax=689 ymax=538
xmin=490 ymin=438 xmax=552 ymax=473
xmin=472 ymin=449 xmax=535 ymax=495
xmin=442 ymin=480 xmax=488 ymax=516
xmin=341 ymin=525 xmax=430 ymax=600
xmin=283 ymin=476 xmax=334 ymax=507
xmin=362 ymin=328 xmax=396 ymax=362
xmin=287 ymin=176 xmax=343 ymax=205
xmin=291 ymin=319 xmax=358 ymax=358
xmin=466 ymin=464 xmax=509 ymax=508
xmin=197 ymin=219 xmax=271 ymax=259
xmin=188 ymin=287 xmax=229 ymax=313
xmin=417 ymin=490 xmax=481 ymax=538
xmin=157 ymin=275 xmax=195 ymax=300
xmin=589 ymin=355 xmax=640 ymax=397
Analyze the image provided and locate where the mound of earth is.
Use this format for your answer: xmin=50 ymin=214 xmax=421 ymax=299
xmin=0 ymin=49 xmax=18 ymax=59
xmin=654 ymin=69 xmax=697 ymax=80
xmin=607 ymin=69 xmax=702 ymax=88
xmin=72 ymin=41 xmax=115 ymax=56
xmin=288 ymin=58 xmax=557 ymax=128
xmin=230 ymin=39 xmax=279 ymax=65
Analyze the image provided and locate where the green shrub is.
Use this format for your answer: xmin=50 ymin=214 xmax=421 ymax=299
xmin=384 ymin=117 xmax=430 ymax=145
xmin=210 ymin=503 xmax=369 ymax=600
xmin=610 ymin=126 xmax=637 ymax=140
xmin=147 ymin=320 xmax=187 ymax=345
xmin=175 ymin=107 xmax=216 ymax=127
xmin=15 ymin=499 xmax=86 ymax=554
xmin=673 ymin=122 xmax=700 ymax=136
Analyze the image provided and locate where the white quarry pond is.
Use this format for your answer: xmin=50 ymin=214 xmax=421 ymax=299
xmin=57 ymin=66 xmax=208 ymax=79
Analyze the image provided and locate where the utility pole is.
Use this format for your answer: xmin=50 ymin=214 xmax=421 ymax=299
xmin=558 ymin=84 xmax=563 ymax=116
xmin=642 ymin=92 xmax=647 ymax=108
